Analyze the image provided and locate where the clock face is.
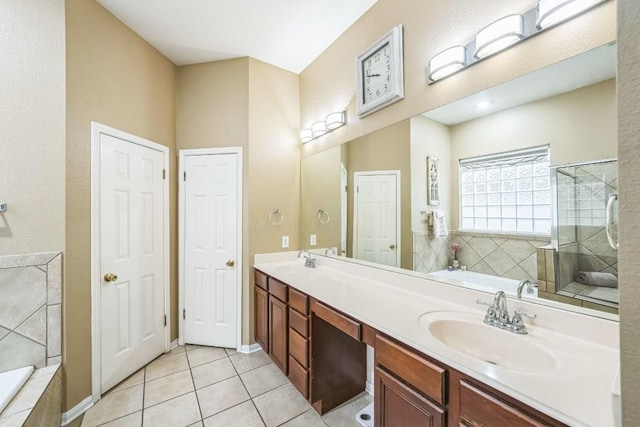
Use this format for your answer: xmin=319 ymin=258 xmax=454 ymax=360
xmin=363 ymin=43 xmax=391 ymax=104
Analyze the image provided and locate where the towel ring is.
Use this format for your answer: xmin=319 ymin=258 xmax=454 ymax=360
xmin=317 ymin=209 xmax=330 ymax=224
xmin=268 ymin=209 xmax=284 ymax=225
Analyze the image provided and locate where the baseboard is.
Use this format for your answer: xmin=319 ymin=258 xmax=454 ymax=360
xmin=239 ymin=343 xmax=262 ymax=354
xmin=365 ymin=380 xmax=374 ymax=396
xmin=169 ymin=339 xmax=179 ymax=350
xmin=60 ymin=396 xmax=93 ymax=426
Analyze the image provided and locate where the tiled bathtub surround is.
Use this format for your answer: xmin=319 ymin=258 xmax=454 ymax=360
xmin=412 ymin=231 xmax=450 ymax=274
xmin=0 ymin=252 xmax=62 ymax=372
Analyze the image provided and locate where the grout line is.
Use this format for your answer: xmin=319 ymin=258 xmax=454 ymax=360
xmin=94 ymin=410 xmax=143 ymax=427
xmin=186 ymin=345 xmax=205 ymax=423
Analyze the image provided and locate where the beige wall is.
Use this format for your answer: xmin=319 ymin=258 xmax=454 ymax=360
xmin=177 ymin=58 xmax=300 ymax=345
xmin=301 ymin=147 xmax=342 ymax=250
xmin=448 ymin=79 xmax=617 ymax=229
xmin=65 ymin=0 xmax=177 ymax=410
xmin=300 ymin=0 xmax=615 ymax=159
xmin=346 ymin=120 xmax=412 ymax=269
xmin=410 ymin=116 xmax=452 ymax=232
xmin=0 ymin=0 xmax=65 ymax=256
xmin=618 ymin=0 xmax=640 ymax=423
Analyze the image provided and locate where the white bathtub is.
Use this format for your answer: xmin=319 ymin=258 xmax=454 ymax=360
xmin=0 ymin=366 xmax=34 ymax=414
xmin=428 ymin=270 xmax=538 ymax=298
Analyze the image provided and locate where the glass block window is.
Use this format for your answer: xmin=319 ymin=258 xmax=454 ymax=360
xmin=460 ymin=146 xmax=551 ymax=234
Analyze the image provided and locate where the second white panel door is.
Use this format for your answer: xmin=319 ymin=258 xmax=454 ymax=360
xmin=184 ymin=153 xmax=238 ymax=348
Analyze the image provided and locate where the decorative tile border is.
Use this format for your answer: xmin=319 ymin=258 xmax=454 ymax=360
xmin=0 ymin=252 xmax=62 ymax=372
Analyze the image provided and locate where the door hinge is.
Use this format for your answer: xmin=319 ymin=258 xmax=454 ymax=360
xmin=183 ymin=309 xmax=186 ymax=320
xmin=357 ymin=186 xmax=359 ymax=193
xmin=164 ymin=314 xmax=167 ymax=327
xmin=183 ymin=171 xmax=186 ymax=181
xmin=163 ymin=169 xmax=166 ymax=180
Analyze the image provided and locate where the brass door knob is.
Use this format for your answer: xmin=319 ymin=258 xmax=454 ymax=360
xmin=104 ymin=273 xmax=118 ymax=282
xmin=226 ymin=260 xmax=235 ymax=267
xmin=390 ymin=244 xmax=396 ymax=250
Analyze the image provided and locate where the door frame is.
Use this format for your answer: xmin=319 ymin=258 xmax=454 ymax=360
xmin=178 ymin=147 xmax=243 ymax=351
xmin=90 ymin=122 xmax=171 ymax=401
xmin=352 ymin=170 xmax=401 ymax=267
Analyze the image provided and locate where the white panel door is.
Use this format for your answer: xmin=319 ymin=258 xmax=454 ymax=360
xmin=354 ymin=172 xmax=399 ymax=267
xmin=100 ymin=133 xmax=165 ymax=393
xmin=184 ymin=153 xmax=238 ymax=347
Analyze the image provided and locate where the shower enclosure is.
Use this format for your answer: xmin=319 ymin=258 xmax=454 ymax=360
xmin=551 ymin=159 xmax=618 ymax=309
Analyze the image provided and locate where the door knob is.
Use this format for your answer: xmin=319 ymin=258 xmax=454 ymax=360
xmin=104 ymin=273 xmax=118 ymax=282
xmin=390 ymin=244 xmax=396 ymax=250
xmin=226 ymin=260 xmax=235 ymax=267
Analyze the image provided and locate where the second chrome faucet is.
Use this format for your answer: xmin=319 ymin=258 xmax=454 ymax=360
xmin=477 ymin=290 xmax=536 ymax=334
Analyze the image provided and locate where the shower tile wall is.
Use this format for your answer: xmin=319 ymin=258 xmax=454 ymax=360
xmin=0 ymin=252 xmax=62 ymax=372
xmin=413 ymin=231 xmax=450 ymax=274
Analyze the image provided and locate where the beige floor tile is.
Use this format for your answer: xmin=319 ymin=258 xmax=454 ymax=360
xmin=109 ymin=368 xmax=145 ymax=394
xmin=186 ymin=346 xmax=227 ymax=367
xmin=100 ymin=411 xmax=142 ymax=426
xmin=191 ymin=357 xmax=237 ymax=389
xmin=0 ymin=410 xmax=29 ymax=427
xmin=203 ymin=400 xmax=265 ymax=427
xmin=281 ymin=409 xmax=327 ymax=427
xmin=81 ymin=384 xmax=143 ymax=427
xmin=159 ymin=345 xmax=186 ymax=359
xmin=224 ymin=348 xmax=237 ymax=356
xmin=142 ymin=392 xmax=201 ymax=427
xmin=228 ymin=351 xmax=271 ymax=374
xmin=252 ymin=383 xmax=312 ymax=427
xmin=196 ymin=376 xmax=250 ymax=419
xmin=145 ymin=352 xmax=189 ymax=381
xmin=187 ymin=423 xmax=203 ymax=427
xmin=185 ymin=345 xmax=201 ymax=352
xmin=144 ymin=369 xmax=194 ymax=408
xmin=321 ymin=393 xmax=372 ymax=427
xmin=240 ymin=363 xmax=288 ymax=397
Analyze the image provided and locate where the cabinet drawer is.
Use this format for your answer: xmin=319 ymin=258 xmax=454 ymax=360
xmin=312 ymin=300 xmax=361 ymax=341
xmin=460 ymin=380 xmax=547 ymax=427
xmin=289 ymin=328 xmax=309 ymax=368
xmin=288 ymin=287 xmax=308 ymax=315
xmin=289 ymin=308 xmax=309 ymax=337
xmin=288 ymin=355 xmax=309 ymax=399
xmin=375 ymin=335 xmax=446 ymax=406
xmin=255 ymin=270 xmax=268 ymax=290
xmin=268 ymin=278 xmax=287 ymax=302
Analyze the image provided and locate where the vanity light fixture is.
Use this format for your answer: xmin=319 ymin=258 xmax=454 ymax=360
xmin=325 ymin=111 xmax=346 ymax=130
xmin=428 ymin=46 xmax=467 ymax=81
xmin=474 ymin=15 xmax=524 ymax=59
xmin=311 ymin=121 xmax=327 ymax=138
xmin=300 ymin=129 xmax=313 ymax=144
xmin=536 ymin=0 xmax=608 ymax=29
xmin=427 ymin=0 xmax=609 ymax=83
xmin=300 ymin=110 xmax=347 ymax=144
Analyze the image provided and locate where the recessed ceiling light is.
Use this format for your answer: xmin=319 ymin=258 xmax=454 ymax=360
xmin=475 ymin=101 xmax=492 ymax=109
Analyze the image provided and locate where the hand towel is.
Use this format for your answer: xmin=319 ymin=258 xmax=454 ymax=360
xmin=574 ymin=271 xmax=618 ymax=288
xmin=433 ymin=209 xmax=448 ymax=237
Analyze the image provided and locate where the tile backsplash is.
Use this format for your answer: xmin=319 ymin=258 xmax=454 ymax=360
xmin=0 ymin=252 xmax=62 ymax=372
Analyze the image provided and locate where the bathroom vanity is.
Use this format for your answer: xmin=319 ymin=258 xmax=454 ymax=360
xmin=254 ymin=252 xmax=619 ymax=427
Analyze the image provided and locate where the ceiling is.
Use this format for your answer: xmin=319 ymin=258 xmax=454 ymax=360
xmin=97 ymin=0 xmax=377 ymax=74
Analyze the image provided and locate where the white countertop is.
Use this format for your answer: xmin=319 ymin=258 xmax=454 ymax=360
xmin=254 ymin=252 xmax=619 ymax=427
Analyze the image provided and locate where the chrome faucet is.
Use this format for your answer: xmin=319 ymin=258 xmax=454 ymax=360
xmin=516 ymin=280 xmax=535 ymax=299
xmin=477 ymin=290 xmax=537 ymax=334
xmin=297 ymin=249 xmax=317 ymax=268
xmin=324 ymin=247 xmax=336 ymax=256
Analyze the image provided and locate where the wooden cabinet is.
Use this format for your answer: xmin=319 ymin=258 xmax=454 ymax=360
xmin=288 ymin=287 xmax=310 ymax=398
xmin=375 ymin=334 xmax=447 ymax=426
xmin=375 ymin=367 xmax=445 ymax=427
xmin=254 ymin=286 xmax=268 ymax=352
xmin=268 ymin=293 xmax=288 ymax=374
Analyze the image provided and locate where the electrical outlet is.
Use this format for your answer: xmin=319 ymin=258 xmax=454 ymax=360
xmin=310 ymin=234 xmax=317 ymax=246
xmin=282 ymin=236 xmax=289 ymax=248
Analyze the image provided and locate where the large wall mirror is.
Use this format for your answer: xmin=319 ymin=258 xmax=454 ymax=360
xmin=301 ymin=42 xmax=618 ymax=316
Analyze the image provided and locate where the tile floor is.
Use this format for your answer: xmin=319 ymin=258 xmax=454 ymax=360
xmin=81 ymin=345 xmax=372 ymax=427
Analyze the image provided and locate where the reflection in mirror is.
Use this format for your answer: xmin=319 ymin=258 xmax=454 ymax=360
xmin=300 ymin=42 xmax=617 ymax=315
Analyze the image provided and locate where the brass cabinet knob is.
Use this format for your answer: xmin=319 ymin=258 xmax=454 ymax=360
xmin=390 ymin=244 xmax=396 ymax=250
xmin=226 ymin=260 xmax=235 ymax=267
xmin=104 ymin=273 xmax=118 ymax=282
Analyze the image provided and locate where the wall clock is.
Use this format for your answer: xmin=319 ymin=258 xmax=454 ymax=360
xmin=356 ymin=25 xmax=404 ymax=118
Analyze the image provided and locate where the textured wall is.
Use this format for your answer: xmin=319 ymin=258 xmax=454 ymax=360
xmin=617 ymin=0 xmax=640 ymax=423
xmin=0 ymin=0 xmax=65 ymax=255
xmin=65 ymin=0 xmax=177 ymax=410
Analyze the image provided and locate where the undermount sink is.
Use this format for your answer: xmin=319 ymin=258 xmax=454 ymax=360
xmin=418 ymin=311 xmax=557 ymax=373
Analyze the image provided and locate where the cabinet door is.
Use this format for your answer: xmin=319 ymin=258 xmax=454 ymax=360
xmin=268 ymin=294 xmax=288 ymax=374
xmin=254 ymin=285 xmax=269 ymax=353
xmin=375 ymin=367 xmax=445 ymax=427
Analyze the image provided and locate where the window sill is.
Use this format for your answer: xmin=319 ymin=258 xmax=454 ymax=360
xmin=455 ymin=229 xmax=551 ymax=242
